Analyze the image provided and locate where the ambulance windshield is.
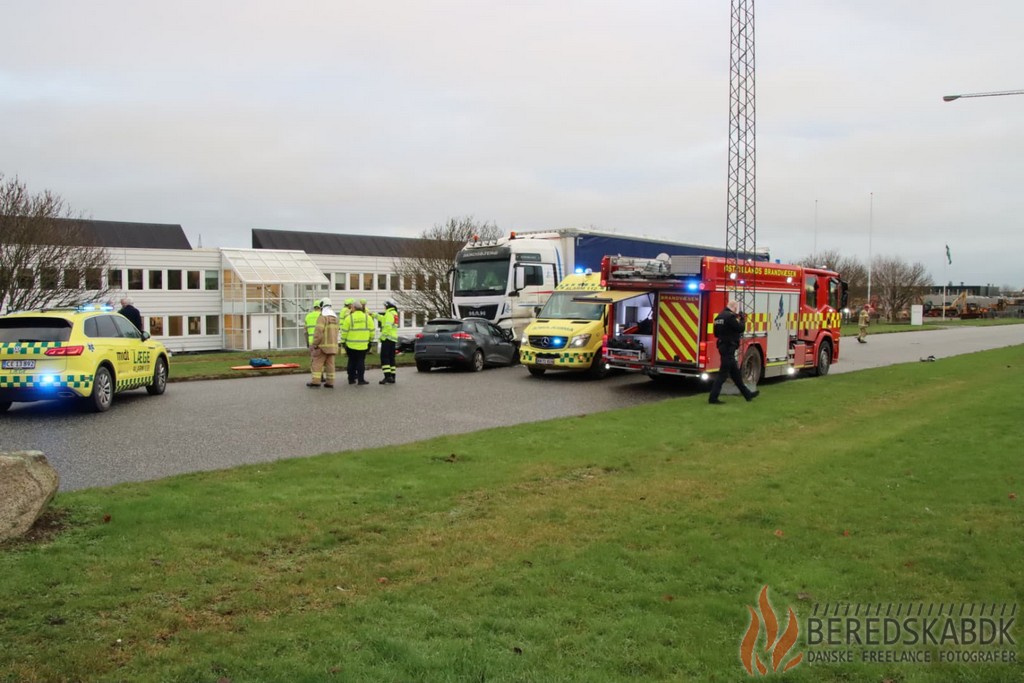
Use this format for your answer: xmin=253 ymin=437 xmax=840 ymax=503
xmin=538 ymin=292 xmax=604 ymax=321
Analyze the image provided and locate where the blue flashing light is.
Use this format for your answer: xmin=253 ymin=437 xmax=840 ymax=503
xmin=574 ymin=266 xmax=585 ymax=274
xmin=550 ymin=337 xmax=566 ymax=348
xmin=685 ymin=280 xmax=699 ymax=292
xmin=40 ymin=374 xmax=59 ymax=385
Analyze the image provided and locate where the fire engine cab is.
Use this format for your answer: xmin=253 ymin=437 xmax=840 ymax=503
xmin=581 ymin=254 xmax=847 ymax=386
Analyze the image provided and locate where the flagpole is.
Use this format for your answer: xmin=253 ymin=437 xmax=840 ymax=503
xmin=867 ymin=193 xmax=873 ymax=310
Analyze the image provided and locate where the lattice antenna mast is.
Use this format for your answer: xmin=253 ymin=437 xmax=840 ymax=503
xmin=725 ymin=0 xmax=757 ymax=314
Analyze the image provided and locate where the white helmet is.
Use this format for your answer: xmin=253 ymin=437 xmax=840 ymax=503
xmin=384 ymin=299 xmax=397 ymax=309
xmin=320 ymin=297 xmax=332 ymax=307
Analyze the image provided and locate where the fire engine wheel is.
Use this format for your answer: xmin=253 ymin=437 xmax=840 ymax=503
xmin=814 ymin=340 xmax=832 ymax=376
xmin=740 ymin=347 xmax=763 ymax=387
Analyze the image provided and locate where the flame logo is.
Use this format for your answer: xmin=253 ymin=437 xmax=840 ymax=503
xmin=740 ymin=585 xmax=804 ymax=675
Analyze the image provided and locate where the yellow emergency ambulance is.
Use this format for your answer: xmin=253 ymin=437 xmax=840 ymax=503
xmin=0 ymin=305 xmax=170 ymax=413
xmin=519 ymin=272 xmax=611 ymax=379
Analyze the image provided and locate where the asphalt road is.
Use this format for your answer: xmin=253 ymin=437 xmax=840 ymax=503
xmin=2 ymin=324 xmax=1022 ymax=491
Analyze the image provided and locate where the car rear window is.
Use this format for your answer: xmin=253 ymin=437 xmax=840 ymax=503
xmin=422 ymin=321 xmax=463 ymax=334
xmin=0 ymin=317 xmax=73 ymax=343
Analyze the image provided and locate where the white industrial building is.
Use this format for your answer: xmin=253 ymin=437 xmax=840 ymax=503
xmin=66 ymin=220 xmax=433 ymax=353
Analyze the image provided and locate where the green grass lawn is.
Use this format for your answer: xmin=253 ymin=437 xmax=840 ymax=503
xmin=840 ymin=317 xmax=1024 ymax=336
xmin=2 ymin=347 xmax=1022 ymax=682
xmin=168 ymin=348 xmax=415 ymax=381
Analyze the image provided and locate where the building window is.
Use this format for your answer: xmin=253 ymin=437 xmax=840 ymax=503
xmin=362 ymin=273 xmax=374 ymax=290
xmin=108 ymin=269 xmax=124 ymax=289
xmin=415 ymin=274 xmax=426 ymax=291
xmin=167 ymin=270 xmax=182 ymax=290
xmin=149 ymin=316 xmax=164 ymax=336
xmin=390 ymin=273 xmax=399 ymax=290
xmin=205 ymin=270 xmax=219 ymax=290
xmin=349 ymin=273 xmax=360 ymax=290
xmin=16 ymin=269 xmax=34 ymax=289
xmin=62 ymin=269 xmax=81 ymax=289
xmin=39 ymin=267 xmax=59 ymax=290
xmin=205 ymin=315 xmax=220 ymax=335
xmin=128 ymin=269 xmax=144 ymax=290
xmin=149 ymin=270 xmax=163 ymax=290
xmin=187 ymin=270 xmax=201 ymax=289
xmin=168 ymin=316 xmax=183 ymax=336
xmin=377 ymin=273 xmax=388 ymax=290
xmin=187 ymin=316 xmax=201 ymax=334
xmin=85 ymin=268 xmax=102 ymax=290
xmin=334 ymin=273 xmax=347 ymax=291
xmin=427 ymin=275 xmax=438 ymax=291
xmin=403 ymin=275 xmax=415 ymax=290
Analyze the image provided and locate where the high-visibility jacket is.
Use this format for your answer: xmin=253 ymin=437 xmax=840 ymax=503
xmin=304 ymin=310 xmax=320 ymax=345
xmin=313 ymin=311 xmax=340 ymax=354
xmin=341 ymin=309 xmax=374 ymax=350
xmin=376 ymin=306 xmax=399 ymax=342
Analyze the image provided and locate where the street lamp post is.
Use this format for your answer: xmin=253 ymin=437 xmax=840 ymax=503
xmin=942 ymin=89 xmax=1024 ymax=102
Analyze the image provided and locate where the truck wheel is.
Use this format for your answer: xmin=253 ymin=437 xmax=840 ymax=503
xmin=527 ymin=366 xmax=546 ymax=377
xmin=741 ymin=347 xmax=763 ymax=387
xmin=813 ymin=340 xmax=832 ymax=376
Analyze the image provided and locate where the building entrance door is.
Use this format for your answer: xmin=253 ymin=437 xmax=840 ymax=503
xmin=249 ymin=315 xmax=276 ymax=351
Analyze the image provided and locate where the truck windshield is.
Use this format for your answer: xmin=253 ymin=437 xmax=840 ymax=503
xmin=538 ymin=292 xmax=604 ymax=321
xmin=454 ymin=259 xmax=509 ymax=296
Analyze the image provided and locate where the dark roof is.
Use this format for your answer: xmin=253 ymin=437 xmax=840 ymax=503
xmin=61 ymin=219 xmax=192 ymax=250
xmin=252 ymin=229 xmax=431 ymax=257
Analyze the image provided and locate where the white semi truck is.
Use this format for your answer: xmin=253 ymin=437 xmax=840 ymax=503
xmin=451 ymin=228 xmax=750 ymax=338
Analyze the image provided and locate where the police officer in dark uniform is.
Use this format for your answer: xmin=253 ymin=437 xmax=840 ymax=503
xmin=708 ymin=299 xmax=759 ymax=404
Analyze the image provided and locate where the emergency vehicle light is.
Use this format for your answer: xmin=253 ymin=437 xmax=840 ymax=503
xmin=45 ymin=346 xmax=84 ymax=356
xmin=575 ymin=267 xmax=584 ymax=274
xmin=684 ymin=280 xmax=699 ymax=292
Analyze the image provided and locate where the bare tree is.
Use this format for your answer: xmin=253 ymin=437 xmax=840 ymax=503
xmin=798 ymin=249 xmax=868 ymax=304
xmin=392 ymin=216 xmax=500 ymax=319
xmin=870 ymin=255 xmax=932 ymax=322
xmin=1 ymin=175 xmax=111 ymax=313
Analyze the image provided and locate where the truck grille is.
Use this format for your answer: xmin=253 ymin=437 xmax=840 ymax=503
xmin=458 ymin=304 xmax=498 ymax=319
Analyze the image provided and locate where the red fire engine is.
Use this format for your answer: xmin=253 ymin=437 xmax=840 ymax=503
xmin=584 ymin=254 xmax=847 ymax=385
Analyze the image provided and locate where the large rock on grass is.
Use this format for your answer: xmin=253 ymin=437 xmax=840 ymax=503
xmin=0 ymin=451 xmax=59 ymax=542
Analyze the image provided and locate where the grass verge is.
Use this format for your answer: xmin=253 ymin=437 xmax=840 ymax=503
xmin=168 ymin=349 xmax=414 ymax=382
xmin=2 ymin=347 xmax=1022 ymax=682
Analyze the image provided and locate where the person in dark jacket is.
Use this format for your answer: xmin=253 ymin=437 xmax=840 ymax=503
xmin=118 ymin=298 xmax=144 ymax=332
xmin=708 ymin=299 xmax=759 ymax=404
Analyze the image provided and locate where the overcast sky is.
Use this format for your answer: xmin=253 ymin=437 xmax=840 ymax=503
xmin=2 ymin=1 xmax=1021 ymax=286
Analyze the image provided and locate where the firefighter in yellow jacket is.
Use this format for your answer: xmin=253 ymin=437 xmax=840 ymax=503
xmin=308 ymin=299 xmax=340 ymax=388
xmin=341 ymin=298 xmax=373 ymax=385
xmin=375 ymin=300 xmax=399 ymax=384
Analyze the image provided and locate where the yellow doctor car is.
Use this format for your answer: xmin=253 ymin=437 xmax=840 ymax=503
xmin=0 ymin=305 xmax=170 ymax=413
